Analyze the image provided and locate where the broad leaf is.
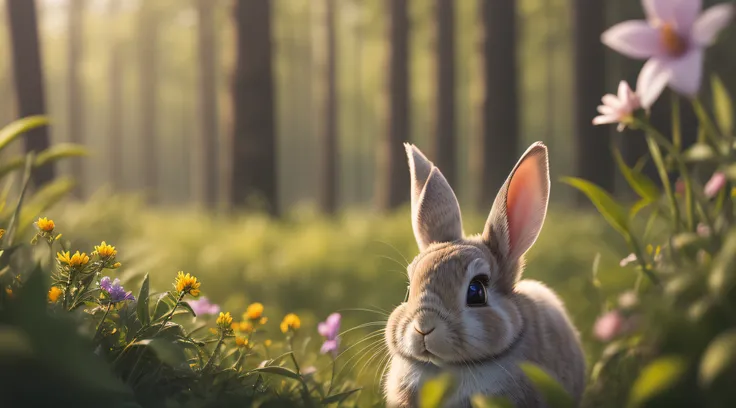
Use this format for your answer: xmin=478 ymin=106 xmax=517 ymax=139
xmin=252 ymin=365 xmax=302 ymax=381
xmin=132 ymin=338 xmax=188 ymax=367
xmin=322 ymin=388 xmax=362 ymax=405
xmin=419 ymin=373 xmax=453 ymax=408
xmin=137 ymin=274 xmax=150 ymax=325
xmin=561 ymin=177 xmax=630 ymax=237
xmin=712 ymin=74 xmax=733 ymax=136
xmin=34 ymin=143 xmax=88 ymax=167
xmin=519 ymin=362 xmax=574 ymax=408
xmin=613 ymin=148 xmax=659 ymax=202
xmin=0 ymin=115 xmax=49 ymax=153
xmin=178 ymin=301 xmax=197 ymax=317
xmin=628 ymin=356 xmax=686 ymax=407
xmin=699 ymin=329 xmax=736 ymax=388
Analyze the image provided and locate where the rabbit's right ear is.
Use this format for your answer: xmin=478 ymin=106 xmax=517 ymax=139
xmin=405 ymin=143 xmax=464 ymax=251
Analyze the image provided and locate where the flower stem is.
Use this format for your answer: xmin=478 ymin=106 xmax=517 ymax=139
xmin=153 ymin=291 xmax=186 ymax=337
xmin=327 ymin=356 xmax=337 ymax=396
xmin=644 ymin=135 xmax=680 ymax=232
xmin=627 ymin=236 xmax=660 ymax=286
xmin=672 ymin=95 xmax=681 ymax=151
xmin=202 ymin=332 xmax=225 ymax=372
xmin=93 ymin=303 xmax=113 ymax=340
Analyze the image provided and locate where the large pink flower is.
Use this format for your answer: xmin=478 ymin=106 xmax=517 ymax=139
xmin=602 ymin=0 xmax=734 ymax=108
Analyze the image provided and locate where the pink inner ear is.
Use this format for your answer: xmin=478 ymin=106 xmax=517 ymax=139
xmin=506 ymin=155 xmax=545 ymax=256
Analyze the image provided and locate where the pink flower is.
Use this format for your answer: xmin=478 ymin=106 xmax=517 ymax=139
xmin=602 ymin=0 xmax=734 ymax=108
xmin=188 ymin=297 xmax=220 ymax=316
xmin=318 ymin=313 xmax=341 ymax=358
xmin=593 ymin=81 xmax=641 ymax=131
xmin=594 ymin=310 xmax=625 ymax=342
xmin=704 ymin=171 xmax=726 ymax=198
xmin=697 ymin=223 xmax=711 ymax=237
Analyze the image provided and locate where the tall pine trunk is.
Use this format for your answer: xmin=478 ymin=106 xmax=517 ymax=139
xmin=476 ymin=0 xmax=519 ymax=208
xmin=137 ymin=2 xmax=159 ymax=203
xmin=67 ymin=0 xmax=84 ymax=197
xmin=318 ymin=0 xmax=338 ymax=214
xmin=6 ymin=0 xmax=54 ymax=186
xmin=231 ymin=0 xmax=277 ymax=214
xmin=196 ymin=0 xmax=219 ymax=207
xmin=572 ymin=0 xmax=614 ymax=200
xmin=376 ymin=0 xmax=410 ymax=210
xmin=107 ymin=0 xmax=124 ymax=189
xmin=434 ymin=0 xmax=456 ymax=187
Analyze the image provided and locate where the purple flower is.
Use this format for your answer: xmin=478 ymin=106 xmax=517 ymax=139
xmin=318 ymin=313 xmax=341 ymax=358
xmin=593 ymin=81 xmax=641 ymax=131
xmin=602 ymin=0 xmax=734 ymax=108
xmin=188 ymin=297 xmax=221 ymax=316
xmin=704 ymin=171 xmax=726 ymax=198
xmin=99 ymin=276 xmax=134 ymax=303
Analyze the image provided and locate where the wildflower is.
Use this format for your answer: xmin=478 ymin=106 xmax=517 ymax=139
xmin=264 ymin=339 xmax=272 ymax=348
xmin=112 ymin=262 xmax=122 ymax=269
xmin=704 ymin=171 xmax=726 ymax=198
xmin=235 ymin=336 xmax=249 ymax=348
xmin=48 ymin=286 xmax=63 ymax=303
xmin=697 ymin=223 xmax=711 ymax=237
xmin=619 ymin=253 xmax=638 ymax=267
xmin=318 ymin=313 xmax=341 ymax=357
xmin=245 ymin=302 xmax=264 ymax=320
xmin=208 ymin=328 xmax=218 ymax=335
xmin=189 ymin=297 xmax=220 ymax=315
xmin=94 ymin=241 xmax=117 ymax=258
xmin=594 ymin=310 xmax=625 ymax=342
xmin=5 ymin=287 xmax=13 ymax=298
xmin=592 ymin=81 xmax=641 ymax=131
xmin=259 ymin=317 xmax=268 ymax=325
xmin=302 ymin=366 xmax=317 ymax=376
xmin=216 ymin=312 xmax=233 ymax=329
xmin=99 ymin=277 xmax=134 ymax=303
xmin=36 ymin=217 xmax=55 ymax=232
xmin=57 ymin=251 xmax=90 ymax=268
xmin=238 ymin=321 xmax=254 ymax=333
xmin=174 ymin=271 xmax=201 ymax=297
xmin=280 ymin=313 xmax=301 ymax=334
xmin=620 ymin=244 xmax=661 ymax=268
xmin=0 ymin=229 xmax=5 ymax=239
xmin=602 ymin=0 xmax=734 ymax=107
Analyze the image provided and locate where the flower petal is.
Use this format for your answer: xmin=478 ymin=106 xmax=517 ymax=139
xmin=644 ymin=0 xmax=675 ymax=24
xmin=601 ymin=94 xmax=622 ymax=109
xmin=636 ymin=58 xmax=671 ymax=109
xmin=601 ymin=20 xmax=664 ymax=59
xmin=692 ymin=3 xmax=734 ymax=46
xmin=593 ymin=115 xmax=618 ymax=125
xmin=597 ymin=105 xmax=616 ymax=115
xmin=668 ymin=48 xmax=703 ymax=96
xmin=671 ymin=0 xmax=702 ymax=33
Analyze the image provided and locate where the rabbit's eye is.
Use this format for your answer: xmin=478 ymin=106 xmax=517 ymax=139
xmin=466 ymin=279 xmax=487 ymax=306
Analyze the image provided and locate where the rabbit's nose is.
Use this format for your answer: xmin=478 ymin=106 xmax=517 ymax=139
xmin=413 ymin=325 xmax=435 ymax=336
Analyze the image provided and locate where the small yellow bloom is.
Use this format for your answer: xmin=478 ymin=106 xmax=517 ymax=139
xmin=235 ymin=336 xmax=249 ymax=348
xmin=57 ymin=251 xmax=90 ymax=268
xmin=280 ymin=313 xmax=301 ymax=334
xmin=245 ymin=302 xmax=264 ymax=320
xmin=238 ymin=321 xmax=254 ymax=333
xmin=264 ymin=339 xmax=272 ymax=347
xmin=259 ymin=317 xmax=268 ymax=325
xmin=94 ymin=241 xmax=117 ymax=258
xmin=216 ymin=312 xmax=233 ymax=328
xmin=0 ymin=229 xmax=5 ymax=239
xmin=5 ymin=287 xmax=12 ymax=298
xmin=646 ymin=244 xmax=661 ymax=257
xmin=55 ymin=234 xmax=62 ymax=241
xmin=174 ymin=271 xmax=201 ymax=297
xmin=48 ymin=286 xmax=63 ymax=303
xmin=112 ymin=262 xmax=122 ymax=269
xmin=36 ymin=217 xmax=55 ymax=232
xmin=208 ymin=328 xmax=218 ymax=335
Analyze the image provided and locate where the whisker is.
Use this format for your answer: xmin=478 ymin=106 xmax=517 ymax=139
xmin=372 ymin=240 xmax=410 ymax=267
xmin=339 ymin=321 xmax=387 ymax=337
xmin=335 ymin=330 xmax=386 ymax=361
xmin=337 ymin=307 xmax=391 ymax=317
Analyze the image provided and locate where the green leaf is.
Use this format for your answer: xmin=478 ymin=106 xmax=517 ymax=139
xmin=178 ymin=301 xmax=197 ymax=317
xmin=322 ymin=388 xmax=362 ymax=405
xmin=629 ymin=199 xmax=650 ymax=220
xmin=18 ymin=177 xmax=76 ymax=232
xmin=419 ymin=373 xmax=453 ymax=408
xmin=628 ymin=356 xmax=686 ymax=407
xmin=252 ymin=365 xmax=302 ymax=381
xmin=613 ymin=148 xmax=659 ymax=202
xmin=712 ymin=75 xmax=733 ymax=136
xmin=34 ymin=143 xmax=88 ymax=167
xmin=0 ymin=115 xmax=49 ymax=153
xmin=560 ymin=177 xmax=630 ymax=237
xmin=471 ymin=394 xmax=515 ymax=408
xmin=519 ymin=362 xmax=574 ymax=408
xmin=709 ymin=228 xmax=736 ymax=297
xmin=137 ymin=274 xmax=150 ymax=325
xmin=131 ymin=338 xmax=187 ymax=367
xmin=699 ymin=329 xmax=736 ymax=388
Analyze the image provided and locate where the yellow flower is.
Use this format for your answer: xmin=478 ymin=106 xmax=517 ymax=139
xmin=280 ymin=313 xmax=301 ymax=334
xmin=264 ymin=339 xmax=272 ymax=348
xmin=245 ymin=302 xmax=264 ymax=320
xmin=36 ymin=217 xmax=55 ymax=232
xmin=238 ymin=321 xmax=254 ymax=333
xmin=216 ymin=312 xmax=233 ymax=328
xmin=0 ymin=229 xmax=5 ymax=239
xmin=174 ymin=271 xmax=201 ymax=297
xmin=235 ymin=336 xmax=249 ymax=348
xmin=94 ymin=241 xmax=117 ymax=258
xmin=208 ymin=328 xmax=218 ymax=335
xmin=112 ymin=262 xmax=122 ymax=269
xmin=57 ymin=251 xmax=90 ymax=267
xmin=5 ymin=287 xmax=12 ymax=298
xmin=259 ymin=317 xmax=268 ymax=325
xmin=48 ymin=286 xmax=63 ymax=303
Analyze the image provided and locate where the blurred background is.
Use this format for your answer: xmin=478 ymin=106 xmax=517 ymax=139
xmin=1 ymin=0 xmax=735 ymax=403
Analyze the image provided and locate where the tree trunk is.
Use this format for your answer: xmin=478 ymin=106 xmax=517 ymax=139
xmin=107 ymin=0 xmax=124 ymax=189
xmin=137 ymin=2 xmax=159 ymax=203
xmin=376 ymin=0 xmax=410 ymax=210
xmin=572 ymin=0 xmax=614 ymax=201
xmin=476 ymin=0 xmax=519 ymax=208
xmin=67 ymin=0 xmax=84 ymax=197
xmin=231 ymin=0 xmax=277 ymax=214
xmin=6 ymin=0 xmax=54 ymax=186
xmin=196 ymin=0 xmax=219 ymax=207
xmin=318 ymin=0 xmax=338 ymax=214
xmin=433 ymin=0 xmax=455 ymax=187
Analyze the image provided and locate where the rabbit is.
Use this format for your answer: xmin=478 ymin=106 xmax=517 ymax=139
xmin=383 ymin=142 xmax=586 ymax=408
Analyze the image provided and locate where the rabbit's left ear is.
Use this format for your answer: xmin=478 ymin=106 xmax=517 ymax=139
xmin=483 ymin=142 xmax=550 ymax=262
xmin=405 ymin=143 xmax=464 ymax=251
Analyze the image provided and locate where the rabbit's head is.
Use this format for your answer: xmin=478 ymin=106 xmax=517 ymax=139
xmin=385 ymin=142 xmax=550 ymax=366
